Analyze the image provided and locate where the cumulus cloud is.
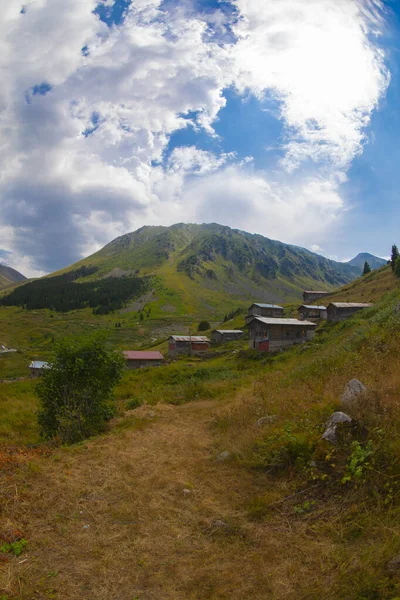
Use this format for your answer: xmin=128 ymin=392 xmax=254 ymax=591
xmin=0 ymin=0 xmax=390 ymax=275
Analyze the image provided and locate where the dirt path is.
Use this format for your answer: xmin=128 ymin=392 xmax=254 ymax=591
xmin=1 ymin=401 xmax=310 ymax=600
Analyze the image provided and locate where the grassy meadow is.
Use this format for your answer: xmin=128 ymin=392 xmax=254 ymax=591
xmin=2 ymin=266 xmax=400 ymax=598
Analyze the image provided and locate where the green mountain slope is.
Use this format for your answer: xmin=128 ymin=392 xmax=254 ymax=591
xmin=1 ymin=223 xmax=361 ymax=317
xmin=0 ymin=264 xmax=26 ymax=290
xmin=347 ymin=252 xmax=387 ymax=271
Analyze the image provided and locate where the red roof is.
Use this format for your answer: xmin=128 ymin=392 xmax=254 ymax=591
xmin=123 ymin=351 xmax=164 ymax=361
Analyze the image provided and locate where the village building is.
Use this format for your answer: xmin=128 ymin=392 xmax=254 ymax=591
xmin=245 ymin=303 xmax=284 ymax=325
xmin=123 ymin=350 xmax=164 ymax=369
xmin=303 ymin=290 xmax=329 ymax=304
xmin=211 ymin=330 xmax=244 ymax=344
xmin=326 ymin=302 xmax=373 ymax=322
xmin=29 ymin=361 xmax=50 ymax=378
xmin=247 ymin=316 xmax=317 ymax=352
xmin=168 ymin=336 xmax=210 ymax=357
xmin=298 ymin=305 xmax=327 ymax=321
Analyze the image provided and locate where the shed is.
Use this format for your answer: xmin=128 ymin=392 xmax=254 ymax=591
xmin=212 ymin=330 xmax=244 ymax=344
xmin=123 ymin=350 xmax=164 ymax=369
xmin=29 ymin=361 xmax=50 ymax=378
xmin=298 ymin=305 xmax=327 ymax=321
xmin=303 ymin=291 xmax=329 ymax=304
xmin=326 ymin=302 xmax=373 ymax=322
xmin=247 ymin=317 xmax=317 ymax=352
xmin=168 ymin=336 xmax=210 ymax=357
xmin=245 ymin=303 xmax=284 ymax=325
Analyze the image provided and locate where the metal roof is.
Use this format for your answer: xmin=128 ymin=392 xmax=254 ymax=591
xmin=252 ymin=317 xmax=317 ymax=327
xmin=169 ymin=336 xmax=210 ymax=342
xmin=29 ymin=361 xmax=50 ymax=369
xmin=213 ymin=330 xmax=243 ymax=334
xmin=298 ymin=305 xmax=327 ymax=310
xmin=303 ymin=291 xmax=329 ymax=294
xmin=251 ymin=303 xmax=284 ymax=309
xmin=123 ymin=351 xmax=164 ymax=360
xmin=328 ymin=302 xmax=373 ymax=309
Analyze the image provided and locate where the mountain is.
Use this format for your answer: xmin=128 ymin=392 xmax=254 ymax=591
xmin=0 ymin=264 xmax=26 ymax=290
xmin=346 ymin=252 xmax=386 ymax=271
xmin=1 ymin=223 xmax=362 ymax=316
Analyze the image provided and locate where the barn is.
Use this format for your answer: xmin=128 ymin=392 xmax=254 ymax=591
xmin=211 ymin=330 xmax=244 ymax=344
xmin=123 ymin=351 xmax=164 ymax=369
xmin=168 ymin=336 xmax=210 ymax=357
xmin=245 ymin=303 xmax=284 ymax=325
xmin=247 ymin=317 xmax=317 ymax=352
xmin=298 ymin=305 xmax=327 ymax=321
xmin=29 ymin=361 xmax=50 ymax=378
xmin=326 ymin=302 xmax=373 ymax=322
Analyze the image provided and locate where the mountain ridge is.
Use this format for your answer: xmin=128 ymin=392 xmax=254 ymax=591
xmin=0 ymin=264 xmax=26 ymax=290
xmin=346 ymin=252 xmax=386 ymax=271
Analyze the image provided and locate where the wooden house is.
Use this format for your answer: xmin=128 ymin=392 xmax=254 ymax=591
xmin=303 ymin=291 xmax=329 ymax=304
xmin=245 ymin=303 xmax=284 ymax=325
xmin=123 ymin=351 xmax=164 ymax=369
xmin=247 ymin=317 xmax=317 ymax=352
xmin=29 ymin=361 xmax=50 ymax=378
xmin=211 ymin=330 xmax=244 ymax=344
xmin=168 ymin=336 xmax=210 ymax=357
xmin=326 ymin=302 xmax=373 ymax=322
xmin=298 ymin=305 xmax=327 ymax=321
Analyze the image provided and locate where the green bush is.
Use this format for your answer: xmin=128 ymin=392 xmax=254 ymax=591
xmin=37 ymin=335 xmax=124 ymax=444
xmin=198 ymin=320 xmax=211 ymax=332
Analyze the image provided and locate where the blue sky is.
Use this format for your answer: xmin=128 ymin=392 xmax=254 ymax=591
xmin=0 ymin=0 xmax=398 ymax=276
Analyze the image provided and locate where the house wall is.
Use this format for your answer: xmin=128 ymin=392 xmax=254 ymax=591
xmin=303 ymin=292 xmax=329 ymax=303
xmin=212 ymin=332 xmax=243 ymax=343
xmin=298 ymin=308 xmax=327 ymax=321
xmin=248 ymin=321 xmax=315 ymax=351
xmin=168 ymin=341 xmax=210 ymax=357
xmin=327 ymin=306 xmax=366 ymax=322
xmin=126 ymin=359 xmax=162 ymax=370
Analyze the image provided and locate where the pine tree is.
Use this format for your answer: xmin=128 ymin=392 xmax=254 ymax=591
xmin=362 ymin=261 xmax=371 ymax=275
xmin=391 ymin=244 xmax=399 ymax=271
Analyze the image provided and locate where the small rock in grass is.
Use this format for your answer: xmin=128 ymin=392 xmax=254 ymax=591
xmin=386 ymin=553 xmax=400 ymax=575
xmin=147 ymin=411 xmax=156 ymax=419
xmin=182 ymin=488 xmax=191 ymax=496
xmin=341 ymin=379 xmax=367 ymax=411
xmin=217 ymin=451 xmax=232 ymax=462
xmin=255 ymin=416 xmax=278 ymax=427
xmin=322 ymin=411 xmax=352 ymax=444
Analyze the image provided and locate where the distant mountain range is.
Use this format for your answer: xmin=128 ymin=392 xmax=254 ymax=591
xmin=2 ymin=223 xmax=365 ymax=316
xmin=0 ymin=264 xmax=26 ymax=290
xmin=346 ymin=252 xmax=387 ymax=271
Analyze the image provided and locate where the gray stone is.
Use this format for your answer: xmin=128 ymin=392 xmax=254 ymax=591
xmin=386 ymin=553 xmax=400 ymax=575
xmin=217 ymin=451 xmax=232 ymax=462
xmin=322 ymin=411 xmax=352 ymax=444
xmin=213 ymin=519 xmax=228 ymax=529
xmin=341 ymin=379 xmax=367 ymax=410
xmin=147 ymin=411 xmax=156 ymax=419
xmin=182 ymin=488 xmax=191 ymax=496
xmin=255 ymin=416 xmax=278 ymax=427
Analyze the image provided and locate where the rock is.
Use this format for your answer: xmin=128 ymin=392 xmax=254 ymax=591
xmin=182 ymin=488 xmax=191 ymax=496
xmin=147 ymin=411 xmax=156 ymax=419
xmin=322 ymin=411 xmax=352 ymax=444
xmin=341 ymin=379 xmax=367 ymax=410
xmin=255 ymin=416 xmax=278 ymax=427
xmin=217 ymin=451 xmax=232 ymax=462
xmin=386 ymin=553 xmax=400 ymax=575
xmin=213 ymin=519 xmax=228 ymax=529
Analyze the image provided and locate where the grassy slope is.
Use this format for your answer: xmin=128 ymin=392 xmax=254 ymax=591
xmin=2 ymin=268 xmax=400 ymax=598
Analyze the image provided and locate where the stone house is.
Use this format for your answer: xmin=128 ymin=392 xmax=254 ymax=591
xmin=245 ymin=303 xmax=284 ymax=325
xmin=303 ymin=291 xmax=329 ymax=303
xmin=326 ymin=302 xmax=373 ymax=322
xmin=123 ymin=351 xmax=164 ymax=369
xmin=168 ymin=336 xmax=210 ymax=357
xmin=247 ymin=316 xmax=317 ymax=352
xmin=29 ymin=361 xmax=50 ymax=378
xmin=211 ymin=330 xmax=244 ymax=344
xmin=298 ymin=305 xmax=327 ymax=321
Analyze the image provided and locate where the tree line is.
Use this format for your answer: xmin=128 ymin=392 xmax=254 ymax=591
xmin=0 ymin=266 xmax=149 ymax=314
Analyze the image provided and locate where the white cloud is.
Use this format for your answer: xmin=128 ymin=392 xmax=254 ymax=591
xmin=0 ymin=0 xmax=390 ymax=275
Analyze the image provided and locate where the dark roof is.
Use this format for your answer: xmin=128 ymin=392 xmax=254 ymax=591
xmin=298 ymin=305 xmax=327 ymax=310
xmin=123 ymin=351 xmax=164 ymax=360
xmin=303 ymin=291 xmax=329 ymax=294
xmin=250 ymin=303 xmax=284 ymax=309
xmin=252 ymin=317 xmax=317 ymax=327
xmin=169 ymin=336 xmax=210 ymax=342
xmin=213 ymin=330 xmax=243 ymax=334
xmin=328 ymin=302 xmax=373 ymax=309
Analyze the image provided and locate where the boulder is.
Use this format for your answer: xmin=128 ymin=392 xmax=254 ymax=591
xmin=341 ymin=379 xmax=367 ymax=411
xmin=322 ymin=411 xmax=352 ymax=444
xmin=255 ymin=416 xmax=278 ymax=427
xmin=217 ymin=451 xmax=232 ymax=462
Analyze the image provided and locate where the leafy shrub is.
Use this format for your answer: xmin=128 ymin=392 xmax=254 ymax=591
xmin=37 ymin=335 xmax=125 ymax=444
xmin=198 ymin=320 xmax=210 ymax=332
xmin=0 ymin=538 xmax=27 ymax=557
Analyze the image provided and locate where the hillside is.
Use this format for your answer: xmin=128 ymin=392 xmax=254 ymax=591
xmin=347 ymin=252 xmax=387 ymax=271
xmin=0 ymin=264 xmax=26 ymax=290
xmin=1 ymin=224 xmax=361 ymax=320
xmin=2 ymin=251 xmax=400 ymax=599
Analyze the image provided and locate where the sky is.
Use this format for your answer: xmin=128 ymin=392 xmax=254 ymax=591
xmin=0 ymin=0 xmax=399 ymax=277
